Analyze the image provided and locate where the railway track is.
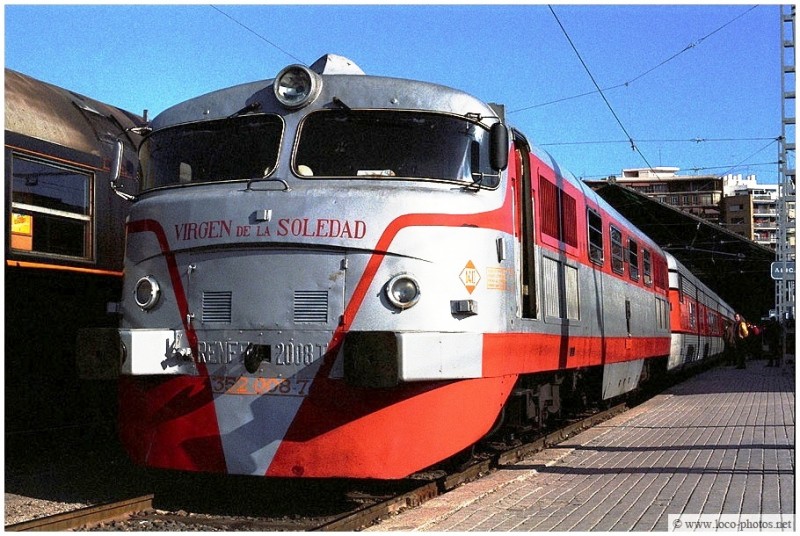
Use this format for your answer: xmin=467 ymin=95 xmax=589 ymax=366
xmin=4 ymin=403 xmax=628 ymax=532
xmin=5 ymin=495 xmax=154 ymax=532
xmin=319 ymin=402 xmax=628 ymax=531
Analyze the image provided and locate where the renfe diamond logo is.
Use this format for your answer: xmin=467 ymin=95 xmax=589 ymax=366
xmin=459 ymin=260 xmax=481 ymax=294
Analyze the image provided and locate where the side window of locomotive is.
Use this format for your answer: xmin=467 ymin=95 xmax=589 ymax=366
xmin=294 ymin=111 xmax=494 ymax=184
xmin=10 ymin=155 xmax=91 ymax=259
xmin=587 ymin=208 xmax=603 ymax=265
xmin=139 ymin=115 xmax=283 ymax=189
xmin=642 ymin=249 xmax=652 ymax=286
xmin=610 ymin=225 xmax=624 ymax=275
xmin=628 ymin=238 xmax=639 ymax=281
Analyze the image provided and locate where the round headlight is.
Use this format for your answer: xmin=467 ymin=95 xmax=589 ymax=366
xmin=386 ymin=274 xmax=421 ymax=309
xmin=273 ymin=65 xmax=321 ymax=109
xmin=134 ymin=275 xmax=161 ymax=310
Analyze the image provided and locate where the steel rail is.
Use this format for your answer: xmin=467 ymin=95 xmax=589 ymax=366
xmin=5 ymin=494 xmax=154 ymax=532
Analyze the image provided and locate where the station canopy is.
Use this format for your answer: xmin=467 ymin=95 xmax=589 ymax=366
xmin=590 ymin=182 xmax=775 ymax=321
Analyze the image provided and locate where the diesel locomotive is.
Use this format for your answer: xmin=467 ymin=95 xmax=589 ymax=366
xmin=114 ymin=55 xmax=733 ymax=478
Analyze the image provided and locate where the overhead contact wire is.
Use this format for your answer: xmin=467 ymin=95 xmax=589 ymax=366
xmin=210 ymin=5 xmax=306 ymax=65
xmin=511 ymin=5 xmax=759 ymax=113
xmin=548 ymin=5 xmax=656 ymax=172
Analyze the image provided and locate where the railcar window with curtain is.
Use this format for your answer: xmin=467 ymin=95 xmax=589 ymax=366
xmin=642 ymin=249 xmax=652 ymax=286
xmin=610 ymin=225 xmax=624 ymax=275
xmin=628 ymin=238 xmax=640 ymax=281
xmin=587 ymin=208 xmax=604 ymax=264
xmin=10 ymin=155 xmax=91 ymax=259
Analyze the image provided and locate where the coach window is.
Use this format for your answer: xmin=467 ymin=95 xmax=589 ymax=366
xmin=628 ymin=238 xmax=639 ymax=281
xmin=642 ymin=249 xmax=652 ymax=286
xmin=587 ymin=208 xmax=603 ymax=265
xmin=10 ymin=155 xmax=91 ymax=259
xmin=610 ymin=225 xmax=624 ymax=275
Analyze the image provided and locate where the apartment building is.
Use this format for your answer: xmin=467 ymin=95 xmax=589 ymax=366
xmin=613 ymin=167 xmax=724 ymax=222
xmin=603 ymin=168 xmax=794 ymax=250
xmin=720 ymin=182 xmax=781 ymax=247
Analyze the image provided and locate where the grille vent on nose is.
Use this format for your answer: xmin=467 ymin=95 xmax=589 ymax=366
xmin=294 ymin=290 xmax=329 ymax=323
xmin=203 ymin=291 xmax=232 ymax=323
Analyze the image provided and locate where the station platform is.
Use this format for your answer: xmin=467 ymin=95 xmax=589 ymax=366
xmin=369 ymin=361 xmax=795 ymax=531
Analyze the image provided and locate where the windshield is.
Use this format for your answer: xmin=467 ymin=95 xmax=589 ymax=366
xmin=294 ymin=111 xmax=496 ymax=185
xmin=139 ymin=115 xmax=283 ymax=190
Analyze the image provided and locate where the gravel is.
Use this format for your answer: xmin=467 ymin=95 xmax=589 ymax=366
xmin=4 ymin=426 xmax=150 ymax=527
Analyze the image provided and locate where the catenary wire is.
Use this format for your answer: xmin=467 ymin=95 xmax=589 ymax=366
xmin=510 ymin=5 xmax=759 ymax=114
xmin=540 ymin=137 xmax=778 ymax=147
xmin=577 ymin=160 xmax=779 ymax=181
xmin=207 ymin=4 xmax=772 ymax=184
xmin=548 ymin=5 xmax=656 ymax=173
xmin=210 ymin=5 xmax=306 ymax=65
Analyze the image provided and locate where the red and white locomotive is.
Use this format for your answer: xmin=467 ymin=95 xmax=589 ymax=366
xmin=115 ymin=55 xmax=732 ymax=479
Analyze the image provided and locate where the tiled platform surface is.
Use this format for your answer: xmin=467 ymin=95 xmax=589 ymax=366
xmin=369 ymin=362 xmax=795 ymax=531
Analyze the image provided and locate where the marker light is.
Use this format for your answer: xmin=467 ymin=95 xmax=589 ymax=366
xmin=386 ymin=274 xmax=421 ymax=310
xmin=134 ymin=275 xmax=161 ymax=310
xmin=273 ymin=65 xmax=322 ymax=109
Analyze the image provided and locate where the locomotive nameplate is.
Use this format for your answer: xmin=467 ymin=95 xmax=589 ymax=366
xmin=173 ymin=217 xmax=367 ymax=241
xmin=196 ymin=340 xmax=327 ymax=366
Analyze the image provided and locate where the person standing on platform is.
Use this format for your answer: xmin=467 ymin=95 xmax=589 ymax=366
xmin=734 ymin=313 xmax=749 ymax=369
xmin=765 ymin=317 xmax=781 ymax=367
xmin=723 ymin=320 xmax=737 ymax=366
xmin=748 ymin=321 xmax=763 ymax=362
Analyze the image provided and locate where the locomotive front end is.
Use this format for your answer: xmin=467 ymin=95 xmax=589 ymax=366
xmin=117 ymin=56 xmax=518 ymax=478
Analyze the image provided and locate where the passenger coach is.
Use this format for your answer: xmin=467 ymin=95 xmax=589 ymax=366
xmin=5 ymin=69 xmax=142 ymax=434
xmin=667 ymin=253 xmax=734 ymax=369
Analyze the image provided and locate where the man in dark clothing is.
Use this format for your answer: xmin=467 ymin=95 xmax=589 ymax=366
xmin=723 ymin=321 xmax=737 ymax=366
xmin=765 ymin=317 xmax=781 ymax=367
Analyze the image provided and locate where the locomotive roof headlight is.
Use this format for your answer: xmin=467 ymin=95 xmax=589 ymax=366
xmin=134 ymin=275 xmax=161 ymax=311
xmin=273 ymin=65 xmax=322 ymax=109
xmin=386 ymin=274 xmax=421 ymax=310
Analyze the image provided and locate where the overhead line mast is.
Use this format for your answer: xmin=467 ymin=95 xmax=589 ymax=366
xmin=776 ymin=4 xmax=796 ymax=357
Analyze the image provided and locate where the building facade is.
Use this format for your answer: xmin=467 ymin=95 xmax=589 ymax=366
xmin=606 ymin=168 xmax=794 ymax=251
xmin=614 ymin=167 xmax=724 ymax=222
xmin=720 ymin=183 xmax=782 ymax=248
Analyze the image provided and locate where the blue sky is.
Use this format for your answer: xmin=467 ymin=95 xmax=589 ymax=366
xmin=4 ymin=4 xmax=785 ymax=183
